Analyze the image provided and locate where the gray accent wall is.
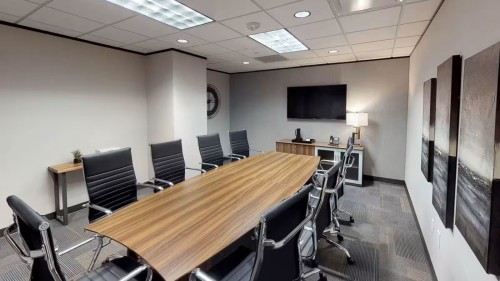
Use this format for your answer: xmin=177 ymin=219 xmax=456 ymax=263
xmin=405 ymin=0 xmax=500 ymax=280
xmin=230 ymin=58 xmax=409 ymax=180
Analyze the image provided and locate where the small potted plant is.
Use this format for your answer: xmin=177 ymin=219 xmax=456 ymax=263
xmin=72 ymin=149 xmax=83 ymax=164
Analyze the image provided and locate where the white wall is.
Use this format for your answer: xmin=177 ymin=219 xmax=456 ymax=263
xmin=207 ymin=70 xmax=231 ymax=154
xmin=0 ymin=25 xmax=148 ymax=228
xmin=172 ymin=52 xmax=207 ymax=173
xmin=405 ymin=0 xmax=500 ymax=280
xmin=230 ymin=58 xmax=409 ymax=180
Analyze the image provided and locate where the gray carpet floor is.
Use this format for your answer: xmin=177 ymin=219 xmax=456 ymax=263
xmin=0 ymin=181 xmax=434 ymax=281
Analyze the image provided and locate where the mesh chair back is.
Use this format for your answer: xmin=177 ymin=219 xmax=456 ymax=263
xmin=254 ymin=184 xmax=313 ymax=281
xmin=151 ymin=140 xmax=186 ymax=184
xmin=229 ymin=130 xmax=250 ymax=157
xmin=197 ymin=133 xmax=224 ymax=171
xmin=82 ymin=148 xmax=138 ymax=222
xmin=6 ymin=196 xmax=66 ymax=281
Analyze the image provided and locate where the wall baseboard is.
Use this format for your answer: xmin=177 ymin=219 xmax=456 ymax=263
xmin=403 ymin=182 xmax=439 ymax=281
xmin=363 ymin=175 xmax=405 ymax=185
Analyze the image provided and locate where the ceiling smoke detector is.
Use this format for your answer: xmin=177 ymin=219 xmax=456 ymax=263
xmin=247 ymin=22 xmax=261 ymax=31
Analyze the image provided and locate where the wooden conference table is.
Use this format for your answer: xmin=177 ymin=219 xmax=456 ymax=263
xmin=86 ymin=151 xmax=319 ymax=281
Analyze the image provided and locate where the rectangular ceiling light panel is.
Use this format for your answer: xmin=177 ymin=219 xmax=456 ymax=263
xmin=106 ymin=0 xmax=213 ymax=29
xmin=249 ymin=29 xmax=308 ymax=54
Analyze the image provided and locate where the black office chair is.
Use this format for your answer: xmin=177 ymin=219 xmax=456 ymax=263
xmin=150 ymin=139 xmax=205 ymax=187
xmin=197 ymin=133 xmax=241 ymax=171
xmin=82 ymin=148 xmax=162 ymax=223
xmin=331 ymin=142 xmax=356 ymax=233
xmin=228 ymin=129 xmax=263 ymax=158
xmin=4 ymin=195 xmax=152 ymax=281
xmin=190 ymin=184 xmax=314 ymax=281
xmin=300 ymin=161 xmax=353 ymax=281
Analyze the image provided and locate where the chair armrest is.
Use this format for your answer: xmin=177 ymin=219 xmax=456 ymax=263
xmin=263 ymin=213 xmax=313 ymax=249
xmin=83 ymin=203 xmax=113 ymax=216
xmin=4 ymin=224 xmax=44 ymax=263
xmin=228 ymin=153 xmax=246 ymax=159
xmin=58 ymin=235 xmax=97 ymax=256
xmin=346 ymin=156 xmax=355 ymax=168
xmin=151 ymin=178 xmax=174 ymax=187
xmin=137 ymin=182 xmax=164 ymax=192
xmin=186 ymin=166 xmax=207 ymax=174
xmin=200 ymin=162 xmax=219 ymax=169
xmin=250 ymin=148 xmax=264 ymax=153
xmin=190 ymin=268 xmax=216 ymax=281
xmin=223 ymin=155 xmax=242 ymax=161
xmin=119 ymin=264 xmax=153 ymax=281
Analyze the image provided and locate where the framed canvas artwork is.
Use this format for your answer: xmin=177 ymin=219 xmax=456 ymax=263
xmin=422 ymin=78 xmax=437 ymax=182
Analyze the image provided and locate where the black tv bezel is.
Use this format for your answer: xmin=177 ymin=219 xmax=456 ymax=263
xmin=286 ymin=84 xmax=347 ymax=120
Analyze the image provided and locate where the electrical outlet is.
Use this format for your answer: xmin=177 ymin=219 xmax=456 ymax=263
xmin=437 ymin=229 xmax=441 ymax=249
xmin=431 ymin=218 xmax=434 ymax=232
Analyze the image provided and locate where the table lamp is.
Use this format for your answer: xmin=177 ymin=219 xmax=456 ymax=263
xmin=346 ymin=112 xmax=368 ymax=145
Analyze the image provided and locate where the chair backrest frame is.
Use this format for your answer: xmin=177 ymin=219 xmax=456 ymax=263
xmin=150 ymin=139 xmax=187 ymax=184
xmin=229 ymin=129 xmax=250 ymax=157
xmin=197 ymin=133 xmax=224 ymax=171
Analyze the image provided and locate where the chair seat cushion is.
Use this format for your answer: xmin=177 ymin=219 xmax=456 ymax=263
xmin=221 ymin=251 xmax=256 ymax=281
xmin=78 ymin=256 xmax=145 ymax=281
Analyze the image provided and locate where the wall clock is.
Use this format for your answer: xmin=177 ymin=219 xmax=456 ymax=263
xmin=207 ymin=84 xmax=220 ymax=119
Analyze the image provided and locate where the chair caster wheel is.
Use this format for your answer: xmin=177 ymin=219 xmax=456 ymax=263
xmin=347 ymin=257 xmax=355 ymax=265
xmin=337 ymin=234 xmax=344 ymax=242
xmin=349 ymin=217 xmax=354 ymax=223
xmin=319 ymin=273 xmax=327 ymax=281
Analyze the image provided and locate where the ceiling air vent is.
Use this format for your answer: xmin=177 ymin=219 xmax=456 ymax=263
xmin=255 ymin=55 xmax=289 ymax=63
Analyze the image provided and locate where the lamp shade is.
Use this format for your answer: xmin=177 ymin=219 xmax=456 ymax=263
xmin=346 ymin=112 xmax=368 ymax=127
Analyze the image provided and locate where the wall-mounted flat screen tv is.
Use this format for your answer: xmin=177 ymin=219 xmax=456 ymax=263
xmin=287 ymin=84 xmax=347 ymax=120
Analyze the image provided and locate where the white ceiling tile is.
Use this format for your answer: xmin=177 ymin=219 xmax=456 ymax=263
xmin=47 ymin=0 xmax=136 ymax=24
xmin=156 ymin=32 xmax=207 ymax=47
xmin=20 ymin=19 xmax=83 ymax=37
xmin=252 ymin=0 xmax=301 ymax=9
xmin=177 ymin=0 xmax=260 ymax=21
xmin=0 ymin=12 xmax=19 ymax=23
xmin=313 ymin=45 xmax=352 ymax=57
xmin=0 ymin=0 xmax=38 ymax=17
xmin=132 ymin=39 xmax=173 ymax=51
xmin=355 ymin=49 xmax=393 ymax=60
xmin=393 ymin=46 xmax=414 ymax=57
xmin=339 ymin=6 xmax=401 ymax=33
xmin=221 ymin=12 xmax=282 ymax=36
xmin=346 ymin=26 xmax=397 ymax=44
xmin=260 ymin=60 xmax=300 ymax=69
xmin=323 ymin=53 xmax=357 ymax=63
xmin=189 ymin=43 xmax=231 ymax=56
xmin=281 ymin=50 xmax=318 ymax=60
xmin=266 ymin=0 xmax=335 ymax=27
xmin=207 ymin=55 xmax=229 ymax=64
xmin=395 ymin=36 xmax=420 ymax=47
xmin=212 ymin=51 xmax=249 ymax=62
xmin=79 ymin=34 xmax=124 ymax=47
xmin=186 ymin=22 xmax=241 ymax=42
xmin=23 ymin=7 xmax=103 ymax=33
xmin=89 ymin=26 xmax=148 ymax=45
xmin=112 ymin=16 xmax=178 ymax=38
xmin=303 ymin=35 xmax=348 ymax=49
xmin=121 ymin=45 xmax=150 ymax=53
xmin=288 ymin=19 xmax=342 ymax=40
xmin=396 ymin=21 xmax=429 ymax=37
xmin=400 ymin=0 xmax=441 ymax=24
xmin=294 ymin=57 xmax=326 ymax=66
xmin=237 ymin=46 xmax=277 ymax=58
xmin=216 ymin=37 xmax=262 ymax=51
xmin=352 ymin=39 xmax=394 ymax=53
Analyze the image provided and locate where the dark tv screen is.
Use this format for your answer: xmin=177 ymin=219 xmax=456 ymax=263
xmin=287 ymin=85 xmax=347 ymax=120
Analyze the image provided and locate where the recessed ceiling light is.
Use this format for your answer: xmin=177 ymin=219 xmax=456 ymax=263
xmin=177 ymin=39 xmax=189 ymax=43
xmin=294 ymin=11 xmax=311 ymax=18
xmin=328 ymin=50 xmax=339 ymax=54
xmin=106 ymin=0 xmax=213 ymax=30
xmin=243 ymin=61 xmax=250 ymax=65
xmin=248 ymin=29 xmax=308 ymax=54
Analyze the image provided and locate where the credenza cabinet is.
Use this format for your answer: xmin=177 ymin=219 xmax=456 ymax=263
xmin=276 ymin=139 xmax=364 ymax=186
